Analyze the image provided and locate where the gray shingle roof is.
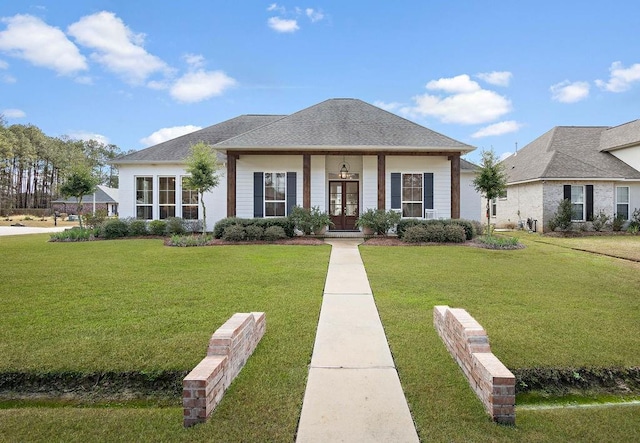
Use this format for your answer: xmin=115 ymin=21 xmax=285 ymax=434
xmin=502 ymin=125 xmax=640 ymax=183
xmin=52 ymin=185 xmax=119 ymax=203
xmin=113 ymin=115 xmax=285 ymax=163
xmin=600 ymin=119 xmax=640 ymax=151
xmin=216 ymin=98 xmax=474 ymax=151
xmin=461 ymin=158 xmax=478 ymax=171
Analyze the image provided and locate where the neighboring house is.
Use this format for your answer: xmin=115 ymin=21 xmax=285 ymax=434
xmin=52 ymin=185 xmax=119 ymax=216
xmin=489 ymin=120 xmax=640 ymax=232
xmin=113 ymin=98 xmax=480 ymax=232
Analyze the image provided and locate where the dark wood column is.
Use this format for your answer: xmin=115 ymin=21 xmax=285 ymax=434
xmin=226 ymin=152 xmax=237 ymax=217
xmin=377 ymin=154 xmax=385 ymax=210
xmin=450 ymin=153 xmax=460 ymax=219
xmin=303 ymin=154 xmax=311 ymax=209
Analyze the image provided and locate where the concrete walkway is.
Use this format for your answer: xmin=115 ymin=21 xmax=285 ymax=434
xmin=0 ymin=226 xmax=66 ymax=236
xmin=296 ymin=239 xmax=419 ymax=442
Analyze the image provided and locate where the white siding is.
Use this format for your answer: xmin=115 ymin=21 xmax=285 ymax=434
xmin=610 ymin=145 xmax=640 ymax=172
xmin=310 ymin=155 xmax=326 ymax=210
xmin=362 ymin=155 xmax=378 ymax=211
xmin=460 ymin=171 xmax=481 ymax=221
xmin=235 ymin=155 xmax=302 ymax=218
xmin=385 ymin=156 xmax=451 ymax=219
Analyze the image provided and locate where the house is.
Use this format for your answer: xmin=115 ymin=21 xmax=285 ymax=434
xmin=113 ymin=98 xmax=480 ymax=232
xmin=52 ymin=185 xmax=119 ymax=216
xmin=489 ymin=120 xmax=640 ymax=232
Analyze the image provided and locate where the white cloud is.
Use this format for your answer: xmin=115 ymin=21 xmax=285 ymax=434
xmin=306 ymin=8 xmax=325 ymax=22
xmin=68 ymin=131 xmax=109 ymax=145
xmin=2 ymin=108 xmax=26 ymax=118
xmin=147 ymin=79 xmax=169 ymax=90
xmin=402 ymin=74 xmax=512 ymax=125
xmin=140 ymin=125 xmax=202 ymax=146
xmin=499 ymin=151 xmax=514 ymax=161
xmin=267 ymin=3 xmax=285 ymax=13
xmin=471 ymin=120 xmax=522 ymax=138
xmin=0 ymin=59 xmax=8 ymax=69
xmin=170 ymin=70 xmax=236 ymax=103
xmin=68 ymin=11 xmax=169 ymax=84
xmin=373 ymin=101 xmax=403 ymax=111
xmin=550 ymin=80 xmax=590 ymax=103
xmin=183 ymin=53 xmax=205 ymax=68
xmin=595 ymin=61 xmax=640 ymax=92
xmin=268 ymin=17 xmax=299 ymax=33
xmin=74 ymin=75 xmax=93 ymax=85
xmin=0 ymin=14 xmax=87 ymax=75
xmin=477 ymin=71 xmax=512 ymax=87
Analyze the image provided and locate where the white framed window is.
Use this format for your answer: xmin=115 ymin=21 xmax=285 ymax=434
xmin=135 ymin=176 xmax=153 ymax=220
xmin=402 ymin=173 xmax=423 ymax=217
xmin=181 ymin=176 xmax=199 ymax=220
xmin=159 ymin=176 xmax=176 ymax=219
xmin=571 ymin=185 xmax=585 ymax=221
xmin=264 ymin=172 xmax=286 ymax=217
xmin=491 ymin=198 xmax=497 ymax=217
xmin=616 ymin=186 xmax=630 ymax=220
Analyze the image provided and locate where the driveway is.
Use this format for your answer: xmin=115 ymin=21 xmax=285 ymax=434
xmin=0 ymin=226 xmax=67 ymax=236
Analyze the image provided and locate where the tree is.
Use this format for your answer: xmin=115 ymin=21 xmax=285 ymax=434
xmin=184 ymin=142 xmax=222 ymax=234
xmin=473 ymin=149 xmax=507 ymax=236
xmin=59 ymin=165 xmax=99 ymax=229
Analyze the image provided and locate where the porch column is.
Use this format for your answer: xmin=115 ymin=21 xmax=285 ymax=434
xmin=303 ymin=154 xmax=311 ymax=209
xmin=227 ymin=153 xmax=237 ymax=217
xmin=377 ymin=154 xmax=385 ymax=210
xmin=450 ymin=153 xmax=460 ymax=219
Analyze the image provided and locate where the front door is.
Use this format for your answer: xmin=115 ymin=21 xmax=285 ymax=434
xmin=329 ymin=181 xmax=359 ymax=230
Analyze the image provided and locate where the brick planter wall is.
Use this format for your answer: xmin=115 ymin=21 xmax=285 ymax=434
xmin=434 ymin=306 xmax=515 ymax=425
xmin=183 ymin=312 xmax=266 ymax=427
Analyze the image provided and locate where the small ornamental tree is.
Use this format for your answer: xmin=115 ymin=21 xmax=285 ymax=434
xmin=473 ymin=149 xmax=507 ymax=237
xmin=60 ymin=165 xmax=99 ymax=229
xmin=184 ymin=142 xmax=222 ymax=234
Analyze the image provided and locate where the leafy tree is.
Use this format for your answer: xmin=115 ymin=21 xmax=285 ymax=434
xmin=59 ymin=165 xmax=99 ymax=229
xmin=184 ymin=142 xmax=222 ymax=234
xmin=473 ymin=149 xmax=507 ymax=236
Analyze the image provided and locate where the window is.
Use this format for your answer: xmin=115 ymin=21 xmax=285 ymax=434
xmin=159 ymin=177 xmax=176 ymax=219
xmin=491 ymin=198 xmax=497 ymax=217
xmin=181 ymin=177 xmax=199 ymax=220
xmin=616 ymin=186 xmax=630 ymax=220
xmin=264 ymin=172 xmax=286 ymax=217
xmin=402 ymin=173 xmax=423 ymax=217
xmin=571 ymin=185 xmax=585 ymax=221
xmin=135 ymin=177 xmax=153 ymax=219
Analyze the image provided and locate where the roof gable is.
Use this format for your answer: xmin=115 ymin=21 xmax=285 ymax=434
xmin=215 ymin=98 xmax=474 ymax=151
xmin=600 ymin=119 xmax=640 ymax=151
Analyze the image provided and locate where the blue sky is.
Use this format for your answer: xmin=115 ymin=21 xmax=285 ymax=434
xmin=1 ymin=1 xmax=639 ymax=163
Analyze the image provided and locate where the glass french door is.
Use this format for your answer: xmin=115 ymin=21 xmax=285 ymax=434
xmin=329 ymin=181 xmax=359 ymax=230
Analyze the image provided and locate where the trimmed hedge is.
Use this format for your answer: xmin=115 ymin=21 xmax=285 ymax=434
xmin=396 ymin=218 xmax=476 ymax=240
xmin=213 ymin=217 xmax=295 ymax=239
xmin=402 ymin=223 xmax=466 ymax=243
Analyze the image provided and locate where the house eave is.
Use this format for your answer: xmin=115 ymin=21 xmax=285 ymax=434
xmin=508 ymin=177 xmax=640 ymax=185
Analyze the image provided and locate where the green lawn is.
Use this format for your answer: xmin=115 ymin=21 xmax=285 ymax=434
xmin=361 ymin=237 xmax=640 ymax=441
xmin=0 ymin=234 xmax=330 ymax=441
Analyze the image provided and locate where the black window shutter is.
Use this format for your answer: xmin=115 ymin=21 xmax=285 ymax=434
xmin=563 ymin=185 xmax=571 ymax=201
xmin=286 ymin=172 xmax=296 ymax=216
xmin=586 ymin=185 xmax=594 ymax=221
xmin=424 ymin=173 xmax=434 ymax=210
xmin=391 ymin=173 xmax=401 ymax=209
xmin=254 ymin=172 xmax=264 ymax=218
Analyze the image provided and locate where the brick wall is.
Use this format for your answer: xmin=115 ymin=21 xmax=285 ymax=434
xmin=183 ymin=312 xmax=266 ymax=427
xmin=433 ymin=306 xmax=515 ymax=425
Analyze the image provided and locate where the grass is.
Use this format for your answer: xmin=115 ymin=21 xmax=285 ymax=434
xmin=0 ymin=234 xmax=330 ymax=441
xmin=360 ymin=237 xmax=640 ymax=441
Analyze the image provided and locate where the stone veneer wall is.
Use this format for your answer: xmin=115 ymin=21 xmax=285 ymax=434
xmin=183 ymin=312 xmax=266 ymax=427
xmin=433 ymin=306 xmax=515 ymax=425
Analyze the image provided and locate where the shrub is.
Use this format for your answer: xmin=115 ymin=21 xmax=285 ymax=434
xmin=397 ymin=219 xmax=475 ymax=240
xmin=245 ymin=225 xmax=264 ymax=241
xmin=355 ymin=209 xmax=401 ymax=236
xmin=591 ymin=210 xmax=610 ymax=232
xmin=476 ymin=235 xmax=520 ymax=249
xmin=402 ymin=225 xmax=429 ymax=243
xmin=148 ymin=220 xmax=167 ymax=236
xmin=612 ymin=213 xmax=626 ymax=232
xmin=553 ymin=199 xmax=573 ymax=231
xmin=546 ymin=217 xmax=558 ymax=232
xmin=213 ymin=217 xmax=244 ymax=238
xmin=167 ymin=234 xmax=212 ymax=247
xmin=471 ymin=219 xmax=484 ymax=236
xmin=628 ymin=224 xmax=639 ymax=235
xmin=254 ymin=217 xmax=295 ymax=238
xmin=424 ymin=224 xmax=446 ymax=242
xmin=628 ymin=208 xmax=640 ymax=233
xmin=83 ymin=209 xmax=108 ymax=229
xmin=129 ymin=220 xmax=148 ymax=236
xmin=183 ymin=219 xmax=203 ymax=234
xmin=289 ymin=206 xmax=314 ymax=235
xmin=100 ymin=219 xmax=129 ymax=239
xmin=444 ymin=224 xmax=466 ymax=243
xmin=263 ymin=225 xmax=287 ymax=241
xmin=448 ymin=219 xmax=475 ymax=240
xmin=165 ymin=217 xmax=186 ymax=235
xmin=49 ymin=228 xmax=94 ymax=242
xmin=222 ymin=224 xmax=246 ymax=242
